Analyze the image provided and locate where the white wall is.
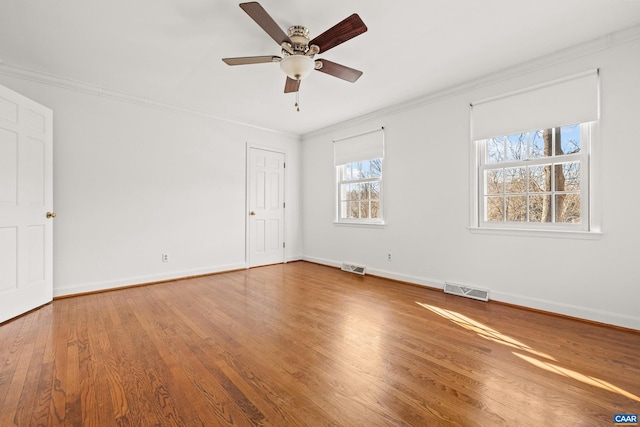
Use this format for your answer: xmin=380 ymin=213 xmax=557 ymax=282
xmin=0 ymin=74 xmax=302 ymax=296
xmin=301 ymin=36 xmax=640 ymax=330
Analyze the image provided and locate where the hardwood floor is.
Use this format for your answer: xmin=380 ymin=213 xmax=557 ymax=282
xmin=0 ymin=261 xmax=638 ymax=426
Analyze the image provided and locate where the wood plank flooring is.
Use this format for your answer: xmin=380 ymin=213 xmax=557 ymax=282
xmin=1 ymin=261 xmax=639 ymax=426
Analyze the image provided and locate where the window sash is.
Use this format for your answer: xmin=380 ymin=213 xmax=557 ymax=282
xmin=337 ymin=162 xmax=383 ymax=223
xmin=476 ymin=124 xmax=589 ymax=231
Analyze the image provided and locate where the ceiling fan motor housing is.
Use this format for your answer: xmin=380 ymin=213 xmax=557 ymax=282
xmin=287 ymin=26 xmax=311 ymax=54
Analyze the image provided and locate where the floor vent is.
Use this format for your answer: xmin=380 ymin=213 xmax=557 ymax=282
xmin=443 ymin=282 xmax=490 ymax=302
xmin=341 ymin=263 xmax=366 ymax=275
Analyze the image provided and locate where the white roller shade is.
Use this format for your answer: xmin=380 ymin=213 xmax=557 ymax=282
xmin=334 ymin=128 xmax=385 ymax=166
xmin=471 ymin=70 xmax=599 ymax=141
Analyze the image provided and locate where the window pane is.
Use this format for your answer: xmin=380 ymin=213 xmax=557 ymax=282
xmin=370 ymin=158 xmax=382 ymax=177
xmin=531 ymin=129 xmax=555 ymax=158
xmin=556 ymin=193 xmax=581 ymax=223
xmin=529 ymin=195 xmax=551 ymax=222
xmin=360 ymin=160 xmax=371 ymax=178
xmin=352 ymin=184 xmax=359 ymax=201
xmin=560 ymin=124 xmax=581 ymax=154
xmin=349 ymin=201 xmax=359 ymax=218
xmin=487 ymin=137 xmax=505 ymax=164
xmin=558 ymin=162 xmax=580 ymax=191
xmin=506 ymin=196 xmax=526 ymax=221
xmin=340 ymin=184 xmax=348 ymax=201
xmin=360 ymin=201 xmax=369 ymax=219
xmin=362 ymin=183 xmax=369 ymax=200
xmin=344 ymin=184 xmax=352 ymax=201
xmin=528 ymin=165 xmax=550 ymax=193
xmin=529 ymin=130 xmax=545 ymax=159
xmin=370 ymin=182 xmax=380 ymax=200
xmin=371 ymin=201 xmax=380 ymax=219
xmin=486 ymin=196 xmax=504 ymax=222
xmin=505 ymin=167 xmax=526 ymax=194
xmin=506 ymin=133 xmax=526 ymax=161
xmin=352 ymin=183 xmax=360 ymax=200
xmin=485 ymin=169 xmax=503 ymax=195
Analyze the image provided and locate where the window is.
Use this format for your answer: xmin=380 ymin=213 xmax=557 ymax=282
xmin=477 ymin=124 xmax=589 ymax=229
xmin=334 ymin=128 xmax=385 ymax=224
xmin=338 ymin=159 xmax=382 ymax=222
xmin=470 ymin=70 xmax=599 ymax=234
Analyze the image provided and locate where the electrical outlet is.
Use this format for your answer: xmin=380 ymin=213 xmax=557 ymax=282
xmin=162 ymin=253 xmax=169 ymax=263
xmin=387 ymin=252 xmax=392 ymax=261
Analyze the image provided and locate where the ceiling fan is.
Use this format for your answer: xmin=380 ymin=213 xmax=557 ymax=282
xmin=222 ymin=2 xmax=368 ymax=110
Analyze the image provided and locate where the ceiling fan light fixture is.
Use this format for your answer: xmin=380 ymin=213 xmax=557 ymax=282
xmin=280 ymin=54 xmax=314 ymax=80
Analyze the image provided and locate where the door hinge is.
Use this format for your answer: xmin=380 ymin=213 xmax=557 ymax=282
xmin=283 ymin=162 xmax=286 ymax=168
xmin=283 ymin=242 xmax=285 ymax=248
xmin=283 ymin=202 xmax=285 ymax=208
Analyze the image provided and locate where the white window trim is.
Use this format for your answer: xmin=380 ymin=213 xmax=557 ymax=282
xmin=469 ymin=122 xmax=601 ymax=237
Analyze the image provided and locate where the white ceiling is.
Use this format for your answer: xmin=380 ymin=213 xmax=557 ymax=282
xmin=1 ymin=0 xmax=640 ymax=135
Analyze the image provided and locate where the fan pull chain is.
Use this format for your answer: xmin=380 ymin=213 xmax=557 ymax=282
xmin=295 ymin=91 xmax=300 ymax=112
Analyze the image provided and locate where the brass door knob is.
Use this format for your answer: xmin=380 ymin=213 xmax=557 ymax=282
xmin=46 ymin=212 xmax=56 ymax=219
xmin=250 ymin=211 xmax=256 ymax=216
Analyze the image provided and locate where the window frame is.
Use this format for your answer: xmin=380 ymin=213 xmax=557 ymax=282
xmin=336 ymin=158 xmax=385 ymax=226
xmin=472 ymin=123 xmax=594 ymax=233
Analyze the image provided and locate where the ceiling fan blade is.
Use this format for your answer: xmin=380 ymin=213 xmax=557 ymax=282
xmin=222 ymin=55 xmax=280 ymax=65
xmin=239 ymin=2 xmax=291 ymax=45
xmin=309 ymin=14 xmax=367 ymax=54
xmin=315 ymin=59 xmax=363 ymax=83
xmin=284 ymin=77 xmax=300 ymax=93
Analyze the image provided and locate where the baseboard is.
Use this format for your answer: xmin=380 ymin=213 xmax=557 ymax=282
xmin=490 ymin=290 xmax=640 ymax=331
xmin=302 ymin=256 xmax=443 ymax=289
xmin=53 ymin=263 xmax=247 ymax=298
xmin=366 ymin=267 xmax=444 ymax=290
xmin=286 ymin=255 xmax=304 ymax=263
xmin=301 ymin=256 xmax=640 ymax=331
xmin=301 ymin=255 xmax=342 ymax=268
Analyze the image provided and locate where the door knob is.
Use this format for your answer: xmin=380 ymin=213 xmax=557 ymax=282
xmin=250 ymin=211 xmax=256 ymax=216
xmin=46 ymin=212 xmax=56 ymax=219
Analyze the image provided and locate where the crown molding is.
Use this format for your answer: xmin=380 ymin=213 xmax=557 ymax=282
xmin=302 ymin=23 xmax=640 ymax=140
xmin=0 ymin=62 xmax=297 ymax=138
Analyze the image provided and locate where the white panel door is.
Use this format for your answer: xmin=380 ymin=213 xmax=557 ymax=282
xmin=248 ymin=148 xmax=284 ymax=267
xmin=0 ymin=85 xmax=53 ymax=323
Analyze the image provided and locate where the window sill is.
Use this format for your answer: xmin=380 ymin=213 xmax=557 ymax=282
xmin=468 ymin=226 xmax=602 ymax=240
xmin=334 ymin=221 xmax=386 ymax=229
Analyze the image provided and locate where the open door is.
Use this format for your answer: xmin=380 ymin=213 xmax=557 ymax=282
xmin=0 ymin=84 xmax=53 ymax=323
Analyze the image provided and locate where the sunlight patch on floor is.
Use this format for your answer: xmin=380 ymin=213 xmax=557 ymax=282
xmin=416 ymin=302 xmax=640 ymax=403
xmin=513 ymin=352 xmax=640 ymax=402
xmin=416 ymin=302 xmax=556 ymax=360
